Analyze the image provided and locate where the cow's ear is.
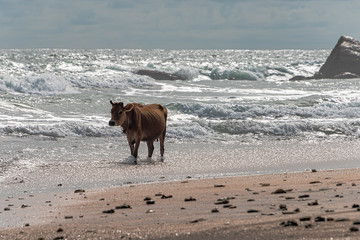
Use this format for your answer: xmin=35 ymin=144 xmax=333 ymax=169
xmin=110 ymin=100 xmax=114 ymax=105
xmin=125 ymin=103 xmax=134 ymax=112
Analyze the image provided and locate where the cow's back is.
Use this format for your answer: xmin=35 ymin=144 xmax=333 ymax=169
xmin=139 ymin=104 xmax=167 ymax=141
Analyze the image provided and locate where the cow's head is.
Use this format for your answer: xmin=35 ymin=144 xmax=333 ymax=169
xmin=109 ymin=101 xmax=134 ymax=130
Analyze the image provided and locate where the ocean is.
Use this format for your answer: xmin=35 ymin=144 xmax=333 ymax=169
xmin=1 ymin=49 xmax=360 ymax=195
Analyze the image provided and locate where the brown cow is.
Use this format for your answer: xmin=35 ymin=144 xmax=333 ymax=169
xmin=109 ymin=101 xmax=167 ymax=162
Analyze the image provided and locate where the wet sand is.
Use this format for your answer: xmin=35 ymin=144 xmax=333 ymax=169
xmin=2 ymin=168 xmax=360 ymax=239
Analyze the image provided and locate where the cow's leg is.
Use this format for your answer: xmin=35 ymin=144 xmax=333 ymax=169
xmin=160 ymin=130 xmax=166 ymax=158
xmin=133 ymin=139 xmax=140 ymax=158
xmin=127 ymin=138 xmax=135 ymax=156
xmin=147 ymin=140 xmax=155 ymax=158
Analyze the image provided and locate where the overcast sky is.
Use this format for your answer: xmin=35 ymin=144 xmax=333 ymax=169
xmin=0 ymin=0 xmax=359 ymax=49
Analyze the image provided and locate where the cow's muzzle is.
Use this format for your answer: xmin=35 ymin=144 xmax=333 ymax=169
xmin=109 ymin=120 xmax=116 ymax=126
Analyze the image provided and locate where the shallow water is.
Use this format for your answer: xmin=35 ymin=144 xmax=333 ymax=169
xmin=1 ymin=49 xmax=360 ymax=196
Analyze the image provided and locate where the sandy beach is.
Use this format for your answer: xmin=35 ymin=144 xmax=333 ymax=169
xmin=2 ymin=168 xmax=360 ymax=239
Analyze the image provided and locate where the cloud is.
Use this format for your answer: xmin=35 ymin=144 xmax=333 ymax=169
xmin=0 ymin=0 xmax=359 ymax=49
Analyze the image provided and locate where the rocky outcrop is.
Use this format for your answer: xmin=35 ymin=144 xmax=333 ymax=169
xmin=135 ymin=70 xmax=186 ymax=80
xmin=290 ymin=36 xmax=360 ymax=81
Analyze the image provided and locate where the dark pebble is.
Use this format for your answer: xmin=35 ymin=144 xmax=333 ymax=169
xmin=279 ymin=204 xmax=287 ymax=210
xmin=315 ymin=216 xmax=326 ymax=222
xmin=354 ymin=221 xmax=360 ymax=225
xmin=189 ymin=218 xmax=206 ymax=223
xmin=247 ymin=199 xmax=255 ymax=202
xmin=64 ymin=215 xmax=74 ymax=219
xmin=115 ymin=204 xmax=132 ymax=209
xmin=184 ymin=197 xmax=196 ymax=202
xmin=4 ymin=207 xmax=10 ymax=211
xmin=54 ymin=237 xmax=64 ymax=240
xmin=24 ymin=223 xmax=30 ymax=227
xmin=335 ymin=218 xmax=350 ymax=222
xmin=298 ymin=194 xmax=310 ymax=198
xmin=161 ymin=194 xmax=173 ymax=199
xmin=211 ymin=208 xmax=219 ymax=213
xmin=350 ymin=227 xmax=359 ymax=232
xmin=247 ymin=209 xmax=259 ymax=213
xmin=305 ymin=223 xmax=313 ymax=228
xmin=215 ymin=199 xmax=229 ymax=205
xmin=260 ymin=183 xmax=270 ymax=187
xmin=102 ymin=209 xmax=115 ymax=214
xmin=74 ymin=189 xmax=85 ymax=193
xmin=144 ymin=197 xmax=152 ymax=201
xmin=214 ymin=184 xmax=225 ymax=188
xmin=308 ymin=200 xmax=319 ymax=206
xmin=281 ymin=220 xmax=298 ymax=227
xmin=299 ymin=216 xmax=311 ymax=221
xmin=272 ymin=189 xmax=287 ymax=194
xmin=311 ymin=169 xmax=317 ymax=172
xmin=146 ymin=200 xmax=155 ymax=205
xmin=57 ymin=228 xmax=64 ymax=233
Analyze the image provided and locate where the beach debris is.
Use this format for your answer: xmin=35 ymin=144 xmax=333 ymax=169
xmin=247 ymin=199 xmax=255 ymax=202
xmin=314 ymin=216 xmax=326 ymax=222
xmin=309 ymin=181 xmax=321 ymax=184
xmin=215 ymin=198 xmax=229 ymax=205
xmin=298 ymin=194 xmax=310 ymax=199
xmin=24 ymin=223 xmax=30 ymax=227
xmin=282 ymin=208 xmax=300 ymax=215
xmin=311 ymin=169 xmax=317 ymax=172
xmin=272 ymin=188 xmax=287 ymax=194
xmin=327 ymin=218 xmax=334 ymax=221
xmin=247 ymin=209 xmax=259 ymax=213
xmin=64 ymin=215 xmax=74 ymax=219
xmin=211 ymin=208 xmax=219 ymax=213
xmin=305 ymin=223 xmax=313 ymax=228
xmin=57 ymin=228 xmax=64 ymax=233
xmin=335 ymin=218 xmax=350 ymax=222
xmin=279 ymin=204 xmax=287 ymax=210
xmin=189 ymin=218 xmax=206 ymax=223
xmin=260 ymin=183 xmax=270 ymax=187
xmin=21 ymin=204 xmax=30 ymax=208
xmin=102 ymin=209 xmax=115 ymax=214
xmin=57 ymin=183 xmax=63 ymax=187
xmin=146 ymin=200 xmax=155 ymax=205
xmin=146 ymin=209 xmax=154 ymax=213
xmin=352 ymin=204 xmax=360 ymax=209
xmin=336 ymin=183 xmax=343 ymax=186
xmin=214 ymin=184 xmax=225 ymax=188
xmin=161 ymin=194 xmax=173 ymax=199
xmin=354 ymin=221 xmax=360 ymax=225
xmin=280 ymin=220 xmax=298 ymax=227
xmin=115 ymin=204 xmax=132 ymax=209
xmin=223 ymin=204 xmax=236 ymax=209
xmin=74 ymin=189 xmax=85 ymax=193
xmin=285 ymin=196 xmax=295 ymax=200
xmin=155 ymin=193 xmax=162 ymax=196
xmin=350 ymin=227 xmax=359 ymax=232
xmin=299 ymin=216 xmax=311 ymax=221
xmin=144 ymin=197 xmax=152 ymax=201
xmin=308 ymin=200 xmax=319 ymax=206
xmin=4 ymin=207 xmax=10 ymax=211
xmin=184 ymin=197 xmax=196 ymax=202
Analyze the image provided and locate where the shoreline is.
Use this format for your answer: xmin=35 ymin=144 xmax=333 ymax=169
xmin=2 ymin=168 xmax=360 ymax=239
